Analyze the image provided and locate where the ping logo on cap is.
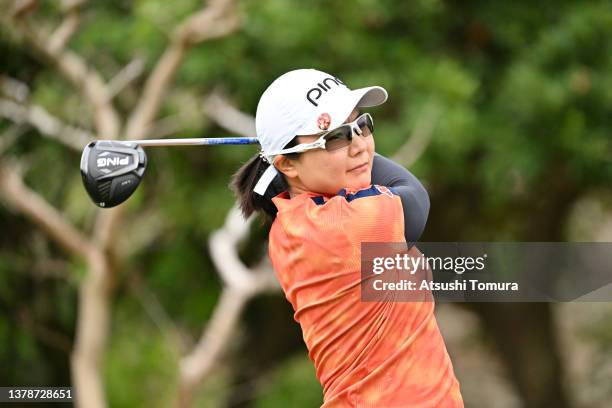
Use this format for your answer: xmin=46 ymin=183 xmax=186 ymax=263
xmin=306 ymin=77 xmax=345 ymax=107
xmin=317 ymin=113 xmax=331 ymax=130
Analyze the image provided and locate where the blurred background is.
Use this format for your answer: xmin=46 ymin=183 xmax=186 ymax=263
xmin=1 ymin=0 xmax=611 ymax=407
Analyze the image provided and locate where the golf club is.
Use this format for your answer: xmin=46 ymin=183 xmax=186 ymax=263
xmin=80 ymin=137 xmax=259 ymax=208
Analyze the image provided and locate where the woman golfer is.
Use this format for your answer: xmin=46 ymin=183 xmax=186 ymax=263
xmin=233 ymin=69 xmax=463 ymax=407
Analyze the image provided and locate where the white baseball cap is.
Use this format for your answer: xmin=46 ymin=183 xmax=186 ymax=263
xmin=253 ymin=68 xmax=388 ymax=195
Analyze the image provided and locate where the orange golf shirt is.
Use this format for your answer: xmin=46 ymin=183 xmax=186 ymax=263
xmin=269 ymin=185 xmax=463 ymax=407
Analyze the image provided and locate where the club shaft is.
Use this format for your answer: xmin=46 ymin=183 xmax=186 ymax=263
xmin=116 ymin=137 xmax=260 ymax=147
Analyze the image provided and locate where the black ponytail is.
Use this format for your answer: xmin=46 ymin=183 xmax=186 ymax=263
xmin=230 ymin=139 xmax=299 ymax=220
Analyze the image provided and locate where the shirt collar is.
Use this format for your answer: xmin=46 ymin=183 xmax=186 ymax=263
xmin=272 ymin=190 xmax=326 ymax=211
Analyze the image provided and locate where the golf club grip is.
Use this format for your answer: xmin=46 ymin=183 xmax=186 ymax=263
xmin=120 ymin=137 xmax=259 ymax=147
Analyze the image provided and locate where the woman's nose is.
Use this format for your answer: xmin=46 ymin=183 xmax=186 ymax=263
xmin=349 ymin=129 xmax=367 ymax=155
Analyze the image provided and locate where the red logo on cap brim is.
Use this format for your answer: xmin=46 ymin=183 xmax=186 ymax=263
xmin=317 ymin=113 xmax=331 ymax=130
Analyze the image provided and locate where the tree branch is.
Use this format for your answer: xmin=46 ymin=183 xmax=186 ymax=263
xmin=177 ymin=206 xmax=278 ymax=406
xmin=3 ymin=4 xmax=245 ymax=408
xmin=5 ymin=17 xmax=120 ymax=138
xmin=0 ymin=155 xmax=111 ymax=408
xmin=0 ymin=161 xmax=95 ymax=259
xmin=116 ymin=206 xmax=167 ymax=259
xmin=60 ymin=0 xmax=87 ymax=12
xmin=106 ymin=57 xmax=145 ymax=101
xmin=391 ymin=99 xmax=442 ymax=168
xmin=0 ymin=17 xmax=114 ymax=400
xmin=127 ymin=273 xmax=190 ymax=357
xmin=125 ymin=0 xmax=241 ymax=140
xmin=147 ymin=114 xmax=184 ymax=140
xmin=176 ymin=0 xmax=240 ymax=45
xmin=203 ymin=91 xmax=255 ymax=138
xmin=0 ymin=97 xmax=92 ymax=151
xmin=208 ymin=206 xmax=277 ymax=292
xmin=48 ymin=11 xmax=80 ymax=54
xmin=10 ymin=0 xmax=39 ymax=20
xmin=0 ymin=75 xmax=29 ymax=102
xmin=71 ymin=248 xmax=112 ymax=408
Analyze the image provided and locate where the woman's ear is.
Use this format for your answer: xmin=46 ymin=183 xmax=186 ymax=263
xmin=273 ymin=156 xmax=299 ymax=179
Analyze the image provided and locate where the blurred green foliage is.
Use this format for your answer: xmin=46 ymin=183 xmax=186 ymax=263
xmin=1 ymin=0 xmax=611 ymax=406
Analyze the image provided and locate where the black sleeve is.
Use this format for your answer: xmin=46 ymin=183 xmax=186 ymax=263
xmin=370 ymin=153 xmax=430 ymax=244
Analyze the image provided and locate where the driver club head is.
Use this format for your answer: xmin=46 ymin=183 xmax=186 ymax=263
xmin=80 ymin=141 xmax=147 ymax=208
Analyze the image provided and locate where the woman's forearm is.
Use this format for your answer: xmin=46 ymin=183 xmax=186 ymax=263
xmin=371 ymin=153 xmax=430 ymax=243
